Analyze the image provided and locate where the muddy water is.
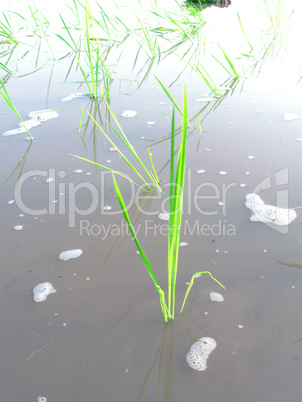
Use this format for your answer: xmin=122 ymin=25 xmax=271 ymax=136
xmin=1 ymin=0 xmax=301 ymax=401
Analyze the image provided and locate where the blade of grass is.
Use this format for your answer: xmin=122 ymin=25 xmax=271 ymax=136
xmin=113 ymin=173 xmax=169 ymax=321
xmin=180 ymin=271 xmax=225 ymax=314
xmin=0 ymin=78 xmax=34 ymax=141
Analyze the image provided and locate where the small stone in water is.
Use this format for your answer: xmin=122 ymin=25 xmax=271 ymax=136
xmin=59 ymin=249 xmax=83 ymax=261
xmin=121 ymin=110 xmax=137 ymax=118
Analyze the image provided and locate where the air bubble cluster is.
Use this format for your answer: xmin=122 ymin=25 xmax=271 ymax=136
xmin=59 ymin=249 xmax=83 ymax=261
xmin=210 ymin=292 xmax=224 ymax=302
xmin=33 ymin=283 xmax=56 ymax=302
xmin=186 ymin=337 xmax=217 ymax=371
xmin=245 ymin=193 xmax=297 ymax=226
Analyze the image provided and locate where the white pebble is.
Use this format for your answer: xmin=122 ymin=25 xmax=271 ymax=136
xmin=8 ymin=200 xmax=15 ymax=204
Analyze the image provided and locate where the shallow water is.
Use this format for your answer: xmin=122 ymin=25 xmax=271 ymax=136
xmin=1 ymin=0 xmax=301 ymax=401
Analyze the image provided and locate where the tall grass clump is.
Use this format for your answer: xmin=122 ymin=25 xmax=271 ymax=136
xmin=112 ymin=84 xmax=224 ymax=321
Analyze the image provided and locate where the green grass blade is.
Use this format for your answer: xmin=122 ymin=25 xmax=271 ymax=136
xmin=180 ymin=271 xmax=225 ymax=314
xmin=218 ymin=44 xmax=239 ymax=78
xmin=0 ymin=78 xmax=34 ymax=141
xmin=69 ymin=154 xmax=141 ymax=187
xmin=87 ymin=112 xmax=151 ymax=188
xmin=113 ymin=173 xmax=169 ymax=321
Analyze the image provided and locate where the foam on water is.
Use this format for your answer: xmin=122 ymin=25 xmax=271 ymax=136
xmin=210 ymin=292 xmax=224 ymax=302
xmin=121 ymin=110 xmax=137 ymax=118
xmin=245 ymin=193 xmax=297 ymax=225
xmin=158 ymin=212 xmax=169 ymax=221
xmin=14 ymin=225 xmax=23 ymax=230
xmin=59 ymin=249 xmax=83 ymax=261
xmin=283 ymin=113 xmax=299 ymax=121
xmin=28 ymin=110 xmax=59 ymax=121
xmin=186 ymin=337 xmax=217 ymax=371
xmin=33 ymin=283 xmax=56 ymax=302
xmin=3 ymin=110 xmax=58 ymax=136
xmin=61 ymin=93 xmax=90 ymax=102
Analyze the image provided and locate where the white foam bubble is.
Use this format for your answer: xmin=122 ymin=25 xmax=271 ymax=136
xmin=8 ymin=199 xmax=15 ymax=204
xmin=195 ymin=98 xmax=215 ymax=102
xmin=28 ymin=110 xmax=59 ymax=121
xmin=14 ymin=225 xmax=23 ymax=230
xmin=110 ymin=147 xmax=117 ymax=152
xmin=61 ymin=93 xmax=90 ymax=102
xmin=179 ymin=242 xmax=188 ymax=247
xmin=219 ymin=171 xmax=227 ymax=175
xmin=283 ymin=113 xmax=299 ymax=121
xmin=158 ymin=212 xmax=169 ymax=221
xmin=147 ymin=121 xmax=155 ymax=125
xmin=59 ymin=249 xmax=83 ymax=261
xmin=186 ymin=337 xmax=217 ymax=371
xmin=33 ymin=283 xmax=56 ymax=302
xmin=210 ymin=292 xmax=224 ymax=302
xmin=248 ymin=156 xmax=255 ymax=160
xmin=74 ymin=169 xmax=82 ymax=173
xmin=245 ymin=193 xmax=297 ymax=226
xmin=104 ymin=206 xmax=112 ymax=211
xmin=37 ymin=397 xmax=47 ymax=402
xmin=197 ymin=169 xmax=205 ymax=174
xmin=121 ymin=110 xmax=137 ymax=118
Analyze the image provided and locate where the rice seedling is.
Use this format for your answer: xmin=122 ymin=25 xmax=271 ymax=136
xmin=0 ymin=78 xmax=34 ymax=141
xmin=111 ymin=84 xmax=224 ymax=321
xmin=28 ymin=3 xmax=55 ymax=59
xmin=213 ymin=44 xmax=240 ymax=78
xmin=0 ymin=12 xmax=19 ymax=45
